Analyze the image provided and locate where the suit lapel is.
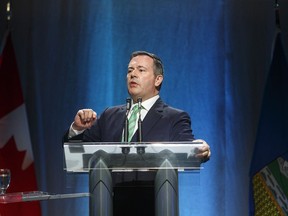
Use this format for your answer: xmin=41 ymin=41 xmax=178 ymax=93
xmin=141 ymin=98 xmax=164 ymax=138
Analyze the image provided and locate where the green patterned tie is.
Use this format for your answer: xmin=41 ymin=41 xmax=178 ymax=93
xmin=128 ymin=105 xmax=139 ymax=142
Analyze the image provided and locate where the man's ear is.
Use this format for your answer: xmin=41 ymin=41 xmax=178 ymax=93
xmin=155 ymin=75 xmax=163 ymax=87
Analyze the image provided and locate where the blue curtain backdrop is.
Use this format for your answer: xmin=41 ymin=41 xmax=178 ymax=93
xmin=1 ymin=0 xmax=288 ymax=215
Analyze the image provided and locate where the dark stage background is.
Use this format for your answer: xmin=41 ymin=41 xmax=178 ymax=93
xmin=0 ymin=0 xmax=288 ymax=215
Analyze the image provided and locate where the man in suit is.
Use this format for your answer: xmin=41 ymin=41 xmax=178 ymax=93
xmin=64 ymin=51 xmax=211 ymax=215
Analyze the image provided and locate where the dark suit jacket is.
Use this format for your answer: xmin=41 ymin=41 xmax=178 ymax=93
xmin=64 ymin=98 xmax=194 ymax=142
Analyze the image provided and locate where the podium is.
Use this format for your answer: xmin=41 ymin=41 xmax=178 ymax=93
xmin=65 ymin=141 xmax=203 ymax=216
xmin=0 ymin=141 xmax=204 ymax=216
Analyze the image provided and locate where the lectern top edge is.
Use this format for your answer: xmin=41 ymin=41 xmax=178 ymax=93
xmin=64 ymin=141 xmax=204 ymax=172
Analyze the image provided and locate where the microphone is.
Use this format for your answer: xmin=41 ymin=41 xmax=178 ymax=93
xmin=136 ymin=97 xmax=146 ymax=155
xmin=137 ymin=97 xmax=142 ymax=143
xmin=123 ymin=98 xmax=131 ymax=142
xmin=126 ymin=98 xmax=132 ymax=112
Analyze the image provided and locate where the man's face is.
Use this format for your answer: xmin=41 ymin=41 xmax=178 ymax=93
xmin=127 ymin=55 xmax=163 ymax=102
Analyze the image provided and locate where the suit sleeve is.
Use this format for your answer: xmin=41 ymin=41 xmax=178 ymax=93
xmin=170 ymin=111 xmax=195 ymax=141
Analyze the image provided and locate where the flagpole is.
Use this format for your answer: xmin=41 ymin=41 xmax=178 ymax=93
xmin=1 ymin=1 xmax=11 ymax=54
xmin=6 ymin=0 xmax=12 ymax=30
xmin=270 ymin=0 xmax=281 ymax=61
xmin=274 ymin=0 xmax=281 ymax=31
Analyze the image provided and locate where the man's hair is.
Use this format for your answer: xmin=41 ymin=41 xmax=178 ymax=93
xmin=130 ymin=51 xmax=164 ymax=90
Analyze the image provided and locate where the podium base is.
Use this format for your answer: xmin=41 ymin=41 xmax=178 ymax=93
xmin=113 ymin=180 xmax=155 ymax=216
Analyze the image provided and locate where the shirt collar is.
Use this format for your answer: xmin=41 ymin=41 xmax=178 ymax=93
xmin=131 ymin=95 xmax=159 ymax=111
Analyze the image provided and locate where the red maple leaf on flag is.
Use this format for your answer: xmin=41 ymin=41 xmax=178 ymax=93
xmin=0 ymin=137 xmax=38 ymax=193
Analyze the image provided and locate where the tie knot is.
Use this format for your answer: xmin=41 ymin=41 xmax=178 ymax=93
xmin=131 ymin=105 xmax=140 ymax=113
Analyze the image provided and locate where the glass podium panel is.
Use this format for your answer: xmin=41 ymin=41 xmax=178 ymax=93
xmin=63 ymin=141 xmax=204 ymax=172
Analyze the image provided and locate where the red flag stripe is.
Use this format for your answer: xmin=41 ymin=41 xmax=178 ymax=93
xmin=0 ymin=33 xmax=23 ymax=119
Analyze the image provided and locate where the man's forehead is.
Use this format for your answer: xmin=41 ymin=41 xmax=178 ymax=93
xmin=128 ymin=55 xmax=153 ymax=67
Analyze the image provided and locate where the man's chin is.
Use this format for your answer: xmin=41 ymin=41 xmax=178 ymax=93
xmin=129 ymin=93 xmax=141 ymax=101
xmin=128 ymin=89 xmax=139 ymax=96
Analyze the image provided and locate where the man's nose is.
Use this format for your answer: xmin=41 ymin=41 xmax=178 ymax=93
xmin=129 ymin=69 xmax=138 ymax=78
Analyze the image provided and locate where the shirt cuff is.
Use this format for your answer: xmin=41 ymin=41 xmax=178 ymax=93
xmin=68 ymin=122 xmax=85 ymax=138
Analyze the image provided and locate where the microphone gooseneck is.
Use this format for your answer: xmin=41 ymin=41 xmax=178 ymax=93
xmin=137 ymin=97 xmax=143 ymax=143
xmin=123 ymin=98 xmax=131 ymax=142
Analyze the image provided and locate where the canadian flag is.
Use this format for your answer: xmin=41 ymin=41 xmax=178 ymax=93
xmin=0 ymin=32 xmax=41 ymax=215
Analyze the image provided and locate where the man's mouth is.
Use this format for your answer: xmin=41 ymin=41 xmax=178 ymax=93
xmin=129 ymin=81 xmax=138 ymax=87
